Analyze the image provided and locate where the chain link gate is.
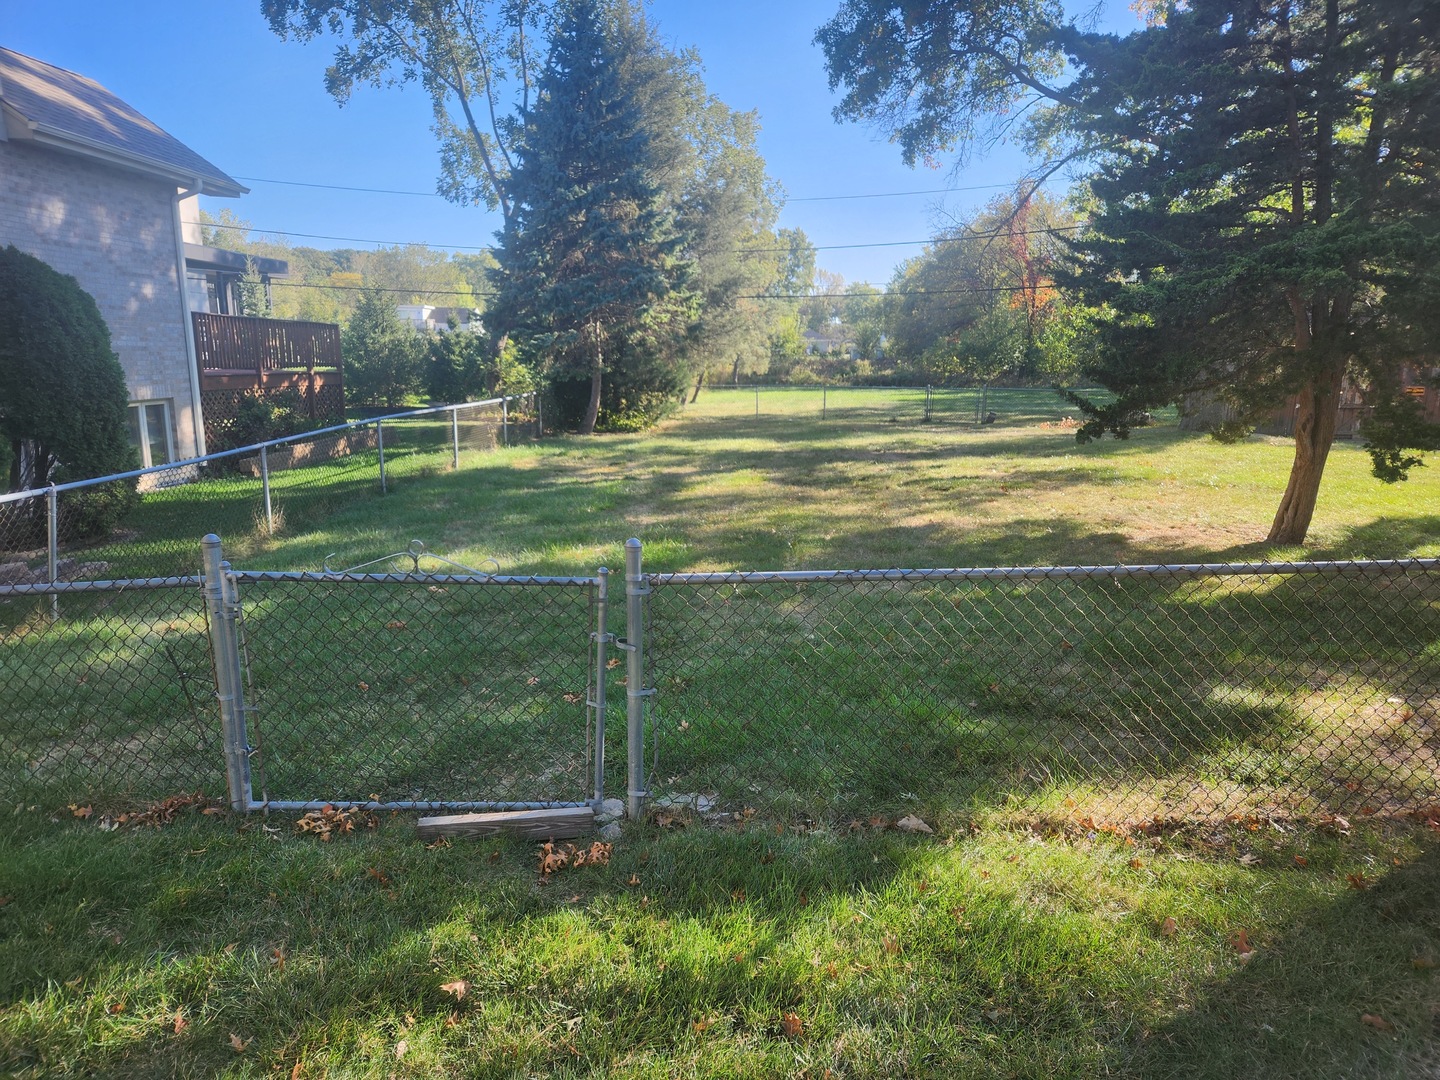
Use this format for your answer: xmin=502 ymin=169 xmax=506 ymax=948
xmin=200 ymin=536 xmax=610 ymax=813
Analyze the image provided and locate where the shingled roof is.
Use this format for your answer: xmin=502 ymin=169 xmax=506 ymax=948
xmin=0 ymin=46 xmax=245 ymax=197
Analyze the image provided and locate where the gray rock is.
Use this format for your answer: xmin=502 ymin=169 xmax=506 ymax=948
xmin=598 ymin=822 xmax=623 ymax=842
xmin=594 ymin=798 xmax=625 ymax=824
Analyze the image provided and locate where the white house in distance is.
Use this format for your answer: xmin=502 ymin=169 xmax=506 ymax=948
xmin=0 ymin=45 xmax=246 ymax=465
xmin=396 ymin=303 xmax=484 ymax=334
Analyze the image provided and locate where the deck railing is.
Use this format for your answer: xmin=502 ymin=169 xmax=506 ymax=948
xmin=192 ymin=312 xmax=342 ymax=372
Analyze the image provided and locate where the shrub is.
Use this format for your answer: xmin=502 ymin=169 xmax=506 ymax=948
xmin=0 ymin=245 xmax=138 ymax=540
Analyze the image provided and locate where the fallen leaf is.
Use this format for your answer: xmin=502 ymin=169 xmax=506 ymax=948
xmin=440 ymin=979 xmax=469 ymax=1000
xmin=882 ymin=934 xmax=901 ymax=955
xmin=1412 ymin=956 xmax=1437 ymax=971
xmin=1293 ymin=855 xmax=1308 ymax=867
xmin=271 ymin=946 xmax=286 ymax=970
xmin=692 ymin=1018 xmax=712 ymax=1034
xmin=1361 ymin=1013 xmax=1396 ymax=1033
xmin=357 ymin=681 xmax=370 ymax=692
xmin=606 ymin=658 xmax=622 ymax=670
xmin=172 ymin=1009 xmax=188 ymax=1034
xmin=1159 ymin=917 xmax=1177 ymax=937
xmin=69 ymin=804 xmax=93 ymax=819
xmin=526 ymin=676 xmax=540 ymax=685
xmin=895 ymin=814 xmax=934 ymax=835
xmin=1129 ymin=858 xmax=1143 ymax=869
xmin=385 ymin=620 xmax=407 ymax=630
xmin=1347 ymin=872 xmax=1370 ymax=890
xmin=780 ymin=1012 xmax=803 ymax=1038
xmin=627 ymin=874 xmax=641 ymax=887
xmin=107 ymin=1001 xmax=125 ymax=1015
xmin=394 ymin=1039 xmax=408 ymax=1059
xmin=229 ymin=1033 xmax=251 ymax=1053
xmin=1233 ymin=929 xmax=1257 ymax=962
xmin=1238 ymin=853 xmax=1261 ymax=866
xmin=562 ymin=692 xmax=583 ymax=704
xmin=291 ymin=1062 xmax=304 ymax=1080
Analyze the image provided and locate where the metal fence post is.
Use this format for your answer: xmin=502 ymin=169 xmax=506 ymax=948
xmin=451 ymin=406 xmax=461 ymax=469
xmin=376 ymin=420 xmax=387 ymax=494
xmin=535 ymin=391 xmax=542 ymax=437
xmin=822 ymin=386 xmax=827 ymax=420
xmin=624 ymin=538 xmax=650 ymax=820
xmin=502 ymin=395 xmax=510 ymax=447
xmin=202 ymin=535 xmax=253 ymax=812
xmin=591 ymin=566 xmax=610 ymax=805
xmin=754 ymin=387 xmax=760 ymax=418
xmin=260 ymin=446 xmax=274 ymax=535
xmin=45 ymin=485 xmax=59 ymax=621
xmin=925 ymin=384 xmax=933 ymax=422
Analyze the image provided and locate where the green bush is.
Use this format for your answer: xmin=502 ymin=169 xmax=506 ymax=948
xmin=342 ymin=290 xmax=426 ymax=407
xmin=0 ymin=245 xmax=138 ymax=540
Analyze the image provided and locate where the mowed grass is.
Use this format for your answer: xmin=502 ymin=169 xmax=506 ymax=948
xmin=4 ymin=389 xmax=1440 ymax=1076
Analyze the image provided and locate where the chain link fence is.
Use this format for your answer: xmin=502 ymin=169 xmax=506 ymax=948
xmin=643 ymin=558 xmax=1440 ymax=824
xmin=4 ymin=536 xmax=1437 ymax=825
xmin=0 ymin=394 xmax=539 ymax=585
xmin=696 ymin=385 xmax=1166 ymax=428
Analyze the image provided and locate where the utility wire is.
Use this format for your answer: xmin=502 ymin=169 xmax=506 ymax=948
xmin=186 ymin=219 xmax=1083 ymax=255
xmin=265 ymin=278 xmax=1056 ymax=301
xmin=231 ymin=174 xmax=1065 ymax=203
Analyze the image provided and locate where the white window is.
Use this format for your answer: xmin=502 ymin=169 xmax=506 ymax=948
xmin=128 ymin=401 xmax=174 ymax=468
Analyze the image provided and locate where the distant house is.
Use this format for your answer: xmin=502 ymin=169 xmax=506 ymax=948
xmin=396 ymin=303 xmax=483 ymax=334
xmin=0 ymin=46 xmax=341 ymax=472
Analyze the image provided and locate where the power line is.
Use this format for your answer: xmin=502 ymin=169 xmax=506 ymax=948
xmin=265 ymin=278 xmax=1056 ymax=301
xmin=186 ymin=219 xmax=1082 ymax=256
xmin=231 ymin=173 xmax=1065 ymax=203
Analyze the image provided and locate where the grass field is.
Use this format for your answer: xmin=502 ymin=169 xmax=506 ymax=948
xmin=3 ymin=390 xmax=1440 ymax=1076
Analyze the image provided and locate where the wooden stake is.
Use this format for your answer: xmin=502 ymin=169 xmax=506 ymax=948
xmin=416 ymin=806 xmax=595 ymax=842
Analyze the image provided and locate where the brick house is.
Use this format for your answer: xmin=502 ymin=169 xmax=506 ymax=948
xmin=0 ymin=45 xmax=276 ymax=468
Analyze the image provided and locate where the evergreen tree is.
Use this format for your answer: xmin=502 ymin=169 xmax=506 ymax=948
xmin=490 ymin=0 xmax=690 ymax=434
xmin=341 ymin=289 xmax=425 ymax=408
xmin=819 ymin=0 xmax=1440 ymax=545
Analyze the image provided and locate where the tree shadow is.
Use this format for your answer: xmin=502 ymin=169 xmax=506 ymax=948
xmin=1111 ymin=839 xmax=1440 ymax=1078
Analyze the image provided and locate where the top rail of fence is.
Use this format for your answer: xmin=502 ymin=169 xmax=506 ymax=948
xmin=229 ymin=569 xmax=597 ymax=588
xmin=0 ymin=392 xmax=534 ymax=506
xmin=649 ymin=557 xmax=1440 ymax=586
xmin=703 ymin=384 xmax=1111 ymax=393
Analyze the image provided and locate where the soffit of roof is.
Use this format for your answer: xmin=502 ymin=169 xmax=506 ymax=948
xmin=0 ymin=46 xmax=247 ymax=198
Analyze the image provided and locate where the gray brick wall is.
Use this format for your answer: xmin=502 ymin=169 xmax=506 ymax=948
xmin=0 ymin=139 xmax=200 ymax=460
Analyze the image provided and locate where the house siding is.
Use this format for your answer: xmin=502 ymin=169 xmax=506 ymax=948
xmin=0 ymin=138 xmax=200 ymax=461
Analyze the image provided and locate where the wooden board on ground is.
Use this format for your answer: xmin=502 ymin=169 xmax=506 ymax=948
xmin=416 ymin=806 xmax=595 ymax=841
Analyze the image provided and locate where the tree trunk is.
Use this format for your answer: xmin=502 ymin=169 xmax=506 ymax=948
xmin=1266 ymin=365 xmax=1345 ymax=546
xmin=689 ymin=368 xmax=705 ymax=404
xmin=579 ymin=330 xmax=603 ymax=436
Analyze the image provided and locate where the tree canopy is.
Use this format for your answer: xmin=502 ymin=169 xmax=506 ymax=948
xmin=819 ymin=0 xmax=1440 ymax=545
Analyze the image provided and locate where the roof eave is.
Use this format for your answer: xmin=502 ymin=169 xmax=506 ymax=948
xmin=22 ymin=121 xmax=248 ymax=197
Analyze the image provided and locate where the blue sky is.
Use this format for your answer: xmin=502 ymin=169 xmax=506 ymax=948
xmin=1 ymin=0 xmax=1140 ymax=286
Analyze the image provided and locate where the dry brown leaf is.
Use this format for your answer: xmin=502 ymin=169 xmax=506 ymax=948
xmin=1347 ymin=872 xmax=1370 ymax=890
xmin=1293 ymin=855 xmax=1308 ymax=867
xmin=1128 ymin=858 xmax=1143 ymax=869
xmin=1361 ymin=1013 xmax=1396 ymax=1033
xmin=1233 ymin=929 xmax=1257 ymax=962
xmin=780 ymin=1012 xmax=803 ymax=1038
xmin=107 ymin=1001 xmax=125 ymax=1015
xmin=895 ymin=814 xmax=934 ymax=835
xmin=1159 ymin=917 xmax=1178 ymax=937
xmin=440 ymin=979 xmax=469 ymax=1000
xmin=394 ymin=1039 xmax=408 ymax=1059
xmin=172 ymin=1009 xmax=188 ymax=1035
xmin=385 ymin=620 xmax=407 ymax=630
xmin=69 ymin=804 xmax=93 ymax=819
xmin=1412 ymin=956 xmax=1438 ymax=971
xmin=882 ymin=934 xmax=901 ymax=955
xmin=692 ymin=1018 xmax=712 ymax=1034
xmin=229 ymin=1033 xmax=251 ymax=1053
xmin=627 ymin=874 xmax=641 ymax=886
xmin=357 ymin=681 xmax=370 ymax=692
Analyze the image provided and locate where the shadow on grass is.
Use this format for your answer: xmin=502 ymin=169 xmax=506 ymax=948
xmin=3 ymin=814 xmax=1438 ymax=1078
xmin=1113 ymin=838 xmax=1440 ymax=1079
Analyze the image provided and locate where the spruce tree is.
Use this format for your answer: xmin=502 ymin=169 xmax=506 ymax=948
xmin=490 ymin=0 xmax=689 ymax=434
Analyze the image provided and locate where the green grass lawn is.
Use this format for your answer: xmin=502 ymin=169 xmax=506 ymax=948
xmin=4 ymin=390 xmax=1440 ymax=1076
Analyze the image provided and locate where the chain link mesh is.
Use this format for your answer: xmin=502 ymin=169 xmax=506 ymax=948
xmin=645 ymin=562 xmax=1440 ymax=824
xmin=232 ymin=573 xmax=595 ymax=807
xmin=0 ymin=579 xmax=216 ymax=806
